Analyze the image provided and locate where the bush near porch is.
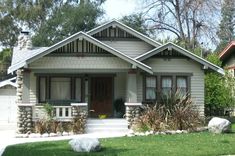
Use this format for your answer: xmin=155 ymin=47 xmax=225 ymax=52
xmin=3 ymin=125 xmax=235 ymax=156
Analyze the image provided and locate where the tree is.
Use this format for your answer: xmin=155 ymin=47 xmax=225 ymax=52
xmin=205 ymin=53 xmax=235 ymax=116
xmin=0 ymin=0 xmax=105 ymax=47
xmin=140 ymin=0 xmax=221 ymax=51
xmin=216 ymin=0 xmax=235 ymax=53
xmin=32 ymin=1 xmax=104 ymax=46
xmin=121 ymin=13 xmax=153 ymax=36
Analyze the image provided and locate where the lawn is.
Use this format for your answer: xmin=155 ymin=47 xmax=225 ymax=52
xmin=3 ymin=126 xmax=235 ymax=156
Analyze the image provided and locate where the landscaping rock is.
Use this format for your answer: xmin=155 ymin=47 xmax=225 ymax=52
xmin=62 ymin=131 xmax=69 ymax=136
xmin=49 ymin=133 xmax=58 ymax=137
xmin=42 ymin=133 xmax=49 ymax=138
xmin=29 ymin=133 xmax=41 ymax=138
xmin=208 ymin=117 xmax=231 ymax=134
xmin=69 ymin=138 xmax=101 ymax=152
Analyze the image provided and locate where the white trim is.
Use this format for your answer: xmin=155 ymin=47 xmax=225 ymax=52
xmin=87 ymin=20 xmax=162 ymax=47
xmin=0 ymin=77 xmax=17 ymax=88
xmin=135 ymin=42 xmax=225 ymax=75
xmin=17 ymin=103 xmax=35 ymax=106
xmin=125 ymin=102 xmax=142 ymax=106
xmin=71 ymin=103 xmax=88 ymax=106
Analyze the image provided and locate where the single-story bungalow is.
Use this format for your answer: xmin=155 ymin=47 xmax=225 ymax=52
xmin=8 ymin=20 xmax=224 ymax=133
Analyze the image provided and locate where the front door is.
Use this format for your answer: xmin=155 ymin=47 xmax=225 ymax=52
xmin=90 ymin=77 xmax=113 ymax=117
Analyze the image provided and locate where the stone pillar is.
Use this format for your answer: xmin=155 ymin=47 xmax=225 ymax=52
xmin=125 ymin=103 xmax=142 ymax=129
xmin=17 ymin=104 xmax=34 ymax=134
xmin=71 ymin=103 xmax=88 ymax=117
xmin=16 ymin=69 xmax=34 ymax=134
xmin=16 ymin=69 xmax=23 ymax=102
xmin=126 ymin=70 xmax=137 ymax=103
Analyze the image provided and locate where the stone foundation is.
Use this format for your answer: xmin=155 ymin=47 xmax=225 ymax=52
xmin=125 ymin=103 xmax=142 ymax=128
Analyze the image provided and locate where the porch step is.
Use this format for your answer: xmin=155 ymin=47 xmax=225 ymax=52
xmin=86 ymin=119 xmax=129 ymax=134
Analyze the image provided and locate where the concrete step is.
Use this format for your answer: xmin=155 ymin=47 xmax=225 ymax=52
xmin=86 ymin=119 xmax=128 ymax=134
xmin=86 ymin=119 xmax=127 ymax=124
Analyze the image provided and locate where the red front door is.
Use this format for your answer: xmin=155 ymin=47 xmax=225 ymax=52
xmin=90 ymin=77 xmax=113 ymax=117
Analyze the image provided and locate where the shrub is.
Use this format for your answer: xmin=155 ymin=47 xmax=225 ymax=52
xmin=134 ymin=92 xmax=202 ymax=132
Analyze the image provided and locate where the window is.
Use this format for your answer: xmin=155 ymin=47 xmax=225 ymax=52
xmin=50 ymin=77 xmax=71 ymax=100
xmin=143 ymin=74 xmax=190 ymax=102
xmin=161 ymin=77 xmax=172 ymax=97
xmin=145 ymin=77 xmax=156 ymax=100
xmin=38 ymin=76 xmax=83 ymax=103
xmin=176 ymin=77 xmax=187 ymax=95
xmin=39 ymin=77 xmax=46 ymax=102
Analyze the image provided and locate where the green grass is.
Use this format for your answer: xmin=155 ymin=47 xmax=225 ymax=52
xmin=3 ymin=125 xmax=235 ymax=156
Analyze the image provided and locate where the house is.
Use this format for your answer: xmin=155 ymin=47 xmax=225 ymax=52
xmin=0 ymin=77 xmax=17 ymax=125
xmin=8 ymin=20 xmax=223 ymax=133
xmin=219 ymin=41 xmax=235 ymax=74
xmin=219 ymin=41 xmax=235 ymax=116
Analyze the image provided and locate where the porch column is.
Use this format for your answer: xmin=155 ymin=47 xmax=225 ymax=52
xmin=126 ymin=69 xmax=137 ymax=103
xmin=125 ymin=69 xmax=142 ymax=128
xmin=16 ymin=69 xmax=34 ymax=134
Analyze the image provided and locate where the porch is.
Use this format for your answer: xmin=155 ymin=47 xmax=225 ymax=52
xmin=32 ymin=71 xmax=142 ymax=119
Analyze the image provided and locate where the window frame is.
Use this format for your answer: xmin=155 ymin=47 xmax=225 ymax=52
xmin=144 ymin=76 xmax=157 ymax=101
xmin=176 ymin=76 xmax=188 ymax=95
xmin=143 ymin=73 xmax=191 ymax=102
xmin=37 ymin=75 xmax=83 ymax=104
xmin=161 ymin=76 xmax=173 ymax=97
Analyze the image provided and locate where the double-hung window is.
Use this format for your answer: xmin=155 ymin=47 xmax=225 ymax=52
xmin=161 ymin=76 xmax=172 ymax=97
xmin=145 ymin=77 xmax=157 ymax=100
xmin=176 ymin=76 xmax=187 ymax=96
xmin=144 ymin=74 xmax=190 ymax=102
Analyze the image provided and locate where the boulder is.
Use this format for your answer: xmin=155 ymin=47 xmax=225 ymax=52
xmin=69 ymin=138 xmax=101 ymax=152
xmin=208 ymin=117 xmax=231 ymax=134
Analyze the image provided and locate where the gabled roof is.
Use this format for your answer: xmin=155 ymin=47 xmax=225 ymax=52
xmin=136 ymin=42 xmax=224 ymax=75
xmin=0 ymin=77 xmax=16 ymax=88
xmin=87 ymin=20 xmax=162 ymax=47
xmin=8 ymin=32 xmax=153 ymax=74
xmin=219 ymin=41 xmax=235 ymax=60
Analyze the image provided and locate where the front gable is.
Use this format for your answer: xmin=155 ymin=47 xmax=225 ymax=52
xmin=136 ymin=42 xmax=224 ymax=75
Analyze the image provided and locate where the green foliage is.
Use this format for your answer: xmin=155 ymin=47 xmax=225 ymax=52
xmin=121 ymin=13 xmax=153 ymax=36
xmin=43 ymin=103 xmax=54 ymax=120
xmin=205 ymin=71 xmax=235 ymax=116
xmin=216 ymin=0 xmax=235 ymax=53
xmin=32 ymin=1 xmax=104 ymax=46
xmin=206 ymin=53 xmax=222 ymax=66
xmin=205 ymin=54 xmax=235 ymax=116
xmin=0 ymin=48 xmax=12 ymax=64
xmin=0 ymin=0 xmax=105 ymax=47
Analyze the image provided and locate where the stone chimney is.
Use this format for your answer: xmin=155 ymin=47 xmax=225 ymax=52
xmin=17 ymin=31 xmax=32 ymax=50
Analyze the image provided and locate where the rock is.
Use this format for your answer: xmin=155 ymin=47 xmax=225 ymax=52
xmin=49 ymin=133 xmax=58 ymax=137
xmin=42 ymin=133 xmax=49 ymax=138
xmin=176 ymin=130 xmax=182 ymax=134
xmin=208 ymin=117 xmax=231 ymax=134
xmin=62 ymin=131 xmax=69 ymax=136
xmin=69 ymin=138 xmax=101 ymax=152
xmin=29 ymin=133 xmax=41 ymax=138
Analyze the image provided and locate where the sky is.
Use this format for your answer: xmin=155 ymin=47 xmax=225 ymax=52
xmin=102 ymin=0 xmax=138 ymax=20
